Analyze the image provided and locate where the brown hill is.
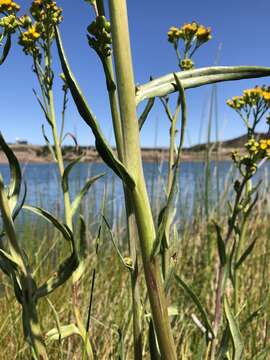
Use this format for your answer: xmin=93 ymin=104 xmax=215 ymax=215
xmin=0 ymin=133 xmax=268 ymax=163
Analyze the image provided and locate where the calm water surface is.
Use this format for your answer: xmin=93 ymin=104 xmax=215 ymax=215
xmin=0 ymin=160 xmax=269 ymax=223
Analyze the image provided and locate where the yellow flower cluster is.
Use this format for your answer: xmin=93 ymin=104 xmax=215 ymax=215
xmin=0 ymin=14 xmax=19 ymax=33
xmin=18 ymin=23 xmax=41 ymax=55
xmin=30 ymin=0 xmax=62 ymax=26
xmin=227 ymin=86 xmax=270 ymax=110
xmin=231 ymin=150 xmax=257 ymax=175
xmin=167 ymin=26 xmax=180 ymax=43
xmin=226 ymin=96 xmax=245 ymax=110
xmin=245 ymin=138 xmax=270 ymax=157
xmin=231 ymin=137 xmax=270 ymax=176
xmin=167 ymin=22 xmax=211 ymax=44
xmin=0 ymin=0 xmax=20 ymax=13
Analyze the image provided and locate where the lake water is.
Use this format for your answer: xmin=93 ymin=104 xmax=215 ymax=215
xmin=0 ymin=160 xmax=269 ymax=225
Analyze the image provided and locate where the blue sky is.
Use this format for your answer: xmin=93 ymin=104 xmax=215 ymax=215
xmin=1 ymin=0 xmax=270 ymax=147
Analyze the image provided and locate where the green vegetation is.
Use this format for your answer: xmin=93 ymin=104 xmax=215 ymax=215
xmin=1 ymin=0 xmax=270 ymax=358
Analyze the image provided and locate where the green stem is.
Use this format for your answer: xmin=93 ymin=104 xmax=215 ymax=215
xmin=21 ymin=280 xmax=48 ymax=360
xmin=93 ymin=3 xmax=143 ymax=356
xmin=167 ymin=114 xmax=177 ymax=196
xmin=233 ymin=178 xmax=251 ymax=313
xmin=108 ymin=1 xmax=177 ymax=358
xmin=210 ymin=178 xmax=247 ymax=359
xmin=44 ymin=44 xmax=92 ymax=357
xmin=103 ymin=54 xmax=143 ymax=360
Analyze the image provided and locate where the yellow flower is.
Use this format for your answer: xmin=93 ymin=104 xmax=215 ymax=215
xmin=18 ymin=23 xmax=41 ymax=53
xmin=26 ymin=24 xmax=40 ymax=40
xmin=242 ymin=86 xmax=264 ymax=106
xmin=262 ymin=90 xmax=270 ymax=104
xmin=226 ymin=96 xmax=245 ymax=110
xmin=245 ymin=138 xmax=259 ymax=155
xmin=259 ymin=139 xmax=268 ymax=150
xmin=181 ymin=21 xmax=198 ymax=40
xmin=0 ymin=14 xmax=19 ymax=33
xmin=0 ymin=0 xmax=20 ymax=12
xmin=196 ymin=25 xmax=212 ymax=42
xmin=167 ymin=26 xmax=181 ymax=43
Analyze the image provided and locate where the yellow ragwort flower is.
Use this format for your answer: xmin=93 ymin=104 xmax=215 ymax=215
xmin=196 ymin=25 xmax=212 ymax=42
xmin=167 ymin=26 xmax=181 ymax=43
xmin=26 ymin=24 xmax=40 ymax=40
xmin=242 ymin=87 xmax=263 ymax=105
xmin=0 ymin=0 xmax=20 ymax=13
xmin=262 ymin=90 xmax=270 ymax=104
xmin=181 ymin=21 xmax=198 ymax=40
xmin=226 ymin=96 xmax=245 ymax=110
xmin=245 ymin=138 xmax=259 ymax=155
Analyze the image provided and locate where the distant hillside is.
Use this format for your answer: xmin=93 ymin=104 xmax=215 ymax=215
xmin=1 ymin=133 xmax=269 ymax=163
xmin=186 ymin=132 xmax=268 ymax=152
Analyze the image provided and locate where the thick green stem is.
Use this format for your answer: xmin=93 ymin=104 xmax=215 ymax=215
xmin=104 ymin=55 xmax=143 ymax=360
xmin=108 ymin=1 xmax=177 ymax=358
xmin=21 ymin=282 xmax=48 ymax=360
xmin=0 ymin=179 xmax=48 ymax=359
xmin=93 ymin=2 xmax=143 ymax=354
xmin=125 ymin=193 xmax=142 ymax=360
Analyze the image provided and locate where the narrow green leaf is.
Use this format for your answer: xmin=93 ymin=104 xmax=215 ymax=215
xmin=35 ymin=251 xmax=79 ymax=298
xmin=175 ymin=274 xmax=214 ymax=341
xmin=62 ymin=132 xmax=79 ymax=151
xmin=62 ymin=156 xmax=83 ymax=193
xmin=33 ymin=90 xmax=52 ymax=126
xmin=153 ymin=76 xmax=185 ymax=258
xmin=138 ymin=97 xmax=155 ymax=130
xmin=224 ymin=296 xmax=244 ymax=360
xmin=0 ymin=34 xmax=11 ymax=65
xmin=0 ymin=176 xmax=25 ymax=271
xmin=46 ymin=298 xmax=62 ymax=343
xmin=0 ymin=132 xmax=21 ymax=212
xmin=0 ymin=249 xmax=20 ymax=269
xmin=12 ymin=181 xmax=27 ymax=221
xmin=23 ymin=205 xmax=72 ymax=242
xmin=79 ymin=215 xmax=87 ymax=258
xmin=71 ymin=173 xmax=104 ymax=216
xmin=102 ymin=216 xmax=128 ymax=269
xmin=149 ymin=318 xmax=161 ymax=360
xmin=116 ymin=328 xmax=125 ymax=360
xmin=0 ymin=256 xmax=13 ymax=277
xmin=217 ymin=325 xmax=230 ymax=360
xmin=213 ymin=221 xmax=227 ymax=267
xmin=41 ymin=125 xmax=56 ymax=161
xmin=236 ymin=238 xmax=257 ymax=269
xmin=54 ymin=26 xmax=135 ymax=189
xmin=46 ymin=324 xmax=80 ymax=341
xmin=240 ymin=305 xmax=263 ymax=331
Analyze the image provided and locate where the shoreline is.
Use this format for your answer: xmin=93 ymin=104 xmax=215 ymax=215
xmin=0 ymin=144 xmax=235 ymax=164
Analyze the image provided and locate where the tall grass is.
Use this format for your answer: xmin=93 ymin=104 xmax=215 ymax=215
xmin=1 ymin=0 xmax=270 ymax=358
xmin=0 ymin=159 xmax=270 ymax=358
